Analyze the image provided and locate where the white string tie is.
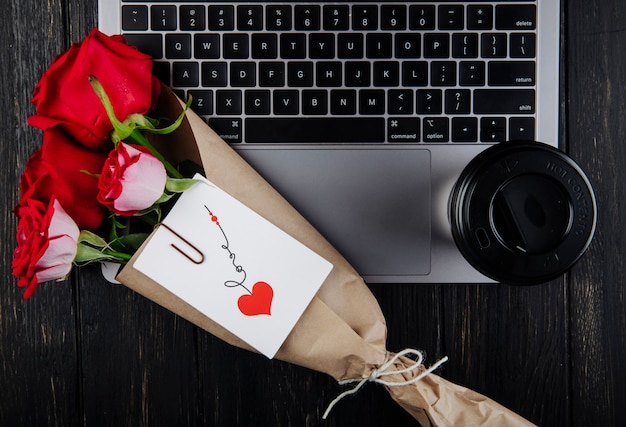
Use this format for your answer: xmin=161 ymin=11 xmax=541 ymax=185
xmin=322 ymin=349 xmax=448 ymax=419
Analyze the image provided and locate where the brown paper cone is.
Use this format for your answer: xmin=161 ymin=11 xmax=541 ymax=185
xmin=116 ymin=86 xmax=536 ymax=427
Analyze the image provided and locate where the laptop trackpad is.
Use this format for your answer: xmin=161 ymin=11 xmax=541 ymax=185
xmin=238 ymin=148 xmax=431 ymax=279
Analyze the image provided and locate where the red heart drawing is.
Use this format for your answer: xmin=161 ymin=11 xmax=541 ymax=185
xmin=237 ymin=281 xmax=273 ymax=316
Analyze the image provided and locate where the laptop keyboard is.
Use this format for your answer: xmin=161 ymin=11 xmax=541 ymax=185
xmin=120 ymin=2 xmax=538 ymax=144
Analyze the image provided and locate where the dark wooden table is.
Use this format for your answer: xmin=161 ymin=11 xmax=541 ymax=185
xmin=1 ymin=1 xmax=624 ymax=426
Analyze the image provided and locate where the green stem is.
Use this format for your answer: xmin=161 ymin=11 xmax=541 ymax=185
xmin=126 ymin=129 xmax=183 ymax=179
xmin=104 ymin=249 xmax=133 ymax=262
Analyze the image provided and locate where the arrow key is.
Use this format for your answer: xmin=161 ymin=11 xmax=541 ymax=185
xmin=509 ymin=117 xmax=535 ymax=141
xmin=452 ymin=117 xmax=478 ymax=142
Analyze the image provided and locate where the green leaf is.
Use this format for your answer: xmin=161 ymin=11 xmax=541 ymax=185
xmin=165 ymin=177 xmax=202 ymax=193
xmin=78 ymin=230 xmax=109 ymax=248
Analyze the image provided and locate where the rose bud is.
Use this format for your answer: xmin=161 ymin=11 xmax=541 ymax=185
xmin=98 ymin=142 xmax=167 ymax=215
xmin=12 ymin=197 xmax=80 ymax=299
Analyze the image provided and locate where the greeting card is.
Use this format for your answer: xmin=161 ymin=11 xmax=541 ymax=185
xmin=134 ymin=175 xmax=333 ymax=358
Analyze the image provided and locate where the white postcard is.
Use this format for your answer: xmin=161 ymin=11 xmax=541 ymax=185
xmin=134 ymin=175 xmax=333 ymax=358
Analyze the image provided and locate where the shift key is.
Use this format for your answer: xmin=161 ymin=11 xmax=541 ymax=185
xmin=474 ymin=89 xmax=535 ymax=114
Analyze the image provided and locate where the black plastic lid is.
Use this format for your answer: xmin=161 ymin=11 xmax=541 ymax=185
xmin=449 ymin=141 xmax=597 ymax=285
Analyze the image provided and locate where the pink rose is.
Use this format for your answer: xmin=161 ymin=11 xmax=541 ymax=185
xmin=98 ymin=142 xmax=167 ymax=215
xmin=12 ymin=197 xmax=80 ymax=299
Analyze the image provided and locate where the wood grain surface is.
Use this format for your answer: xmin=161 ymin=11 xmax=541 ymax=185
xmin=1 ymin=1 xmax=624 ymax=426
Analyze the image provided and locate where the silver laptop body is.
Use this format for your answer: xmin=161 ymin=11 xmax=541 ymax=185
xmin=98 ymin=0 xmax=560 ymax=283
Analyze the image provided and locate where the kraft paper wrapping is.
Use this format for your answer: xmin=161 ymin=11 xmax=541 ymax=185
xmin=116 ymin=86 xmax=535 ymax=427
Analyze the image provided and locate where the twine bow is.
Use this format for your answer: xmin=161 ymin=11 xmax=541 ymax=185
xmin=322 ymin=349 xmax=448 ymax=419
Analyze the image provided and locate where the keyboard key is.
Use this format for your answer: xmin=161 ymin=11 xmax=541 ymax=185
xmin=467 ymin=5 xmax=493 ymax=30
xmin=452 ymin=34 xmax=479 ymax=58
xmin=288 ymin=62 xmax=313 ymax=87
xmin=245 ymin=90 xmax=271 ymax=115
xmin=280 ymin=33 xmax=306 ymax=59
xmin=201 ymin=62 xmax=227 ymax=87
xmin=481 ymin=33 xmax=507 ymax=58
xmin=259 ymin=62 xmax=285 ymax=87
xmin=208 ymin=5 xmax=234 ymax=31
xmin=459 ymin=61 xmax=485 ymax=86
xmin=194 ymin=34 xmax=219 ymax=59
xmin=223 ymin=34 xmax=249 ymax=59
xmin=344 ymin=61 xmax=371 ymax=87
xmin=152 ymin=61 xmax=170 ymax=85
xmin=209 ymin=118 xmax=242 ymax=143
xmin=388 ymin=89 xmax=414 ymax=115
xmin=295 ymin=5 xmax=321 ymax=30
xmin=309 ymin=34 xmax=335 ymax=59
xmin=431 ymin=61 xmax=456 ymax=86
xmin=338 ymin=33 xmax=364 ymax=59
xmin=373 ymin=62 xmax=399 ymax=87
xmin=359 ymin=90 xmax=385 ymax=115
xmin=302 ymin=90 xmax=328 ymax=115
xmin=438 ymin=5 xmax=464 ymax=30
xmin=388 ymin=118 xmax=420 ymax=142
xmin=251 ymin=33 xmax=278 ymax=59
xmin=488 ymin=61 xmax=535 ymax=86
xmin=366 ymin=33 xmax=392 ymax=59
xmin=122 ymin=5 xmax=148 ymax=31
xmin=509 ymin=117 xmax=535 ymax=140
xmin=267 ymin=5 xmax=292 ymax=31
xmin=395 ymin=33 xmax=421 ymax=58
xmin=172 ymin=62 xmax=199 ymax=87
xmin=316 ymin=62 xmax=342 ymax=87
xmin=151 ymin=6 xmax=176 ymax=31
xmin=445 ymin=89 xmax=471 ymax=114
xmin=496 ymin=5 xmax=536 ymax=30
xmin=237 ymin=5 xmax=263 ymax=31
xmin=481 ymin=117 xmax=506 ymax=142
xmin=474 ymin=89 xmax=535 ymax=114
xmin=216 ymin=90 xmax=242 ymax=115
xmin=245 ymin=118 xmax=385 ymax=143
xmin=417 ymin=89 xmax=443 ymax=114
xmin=331 ymin=90 xmax=357 ymax=115
xmin=124 ymin=34 xmax=162 ymax=59
xmin=352 ymin=5 xmax=378 ymax=30
xmin=273 ymin=90 xmax=300 ymax=115
xmin=409 ymin=5 xmax=435 ymax=31
xmin=424 ymin=34 xmax=450 ymax=58
xmin=423 ymin=117 xmax=449 ymax=142
xmin=510 ymin=33 xmax=536 ymax=58
xmin=187 ymin=90 xmax=213 ymax=116
xmin=165 ymin=34 xmax=191 ymax=59
xmin=381 ymin=5 xmax=407 ymax=30
xmin=452 ymin=117 xmax=478 ymax=142
xmin=345 ymin=62 xmax=371 ymax=87
xmin=230 ymin=62 xmax=256 ymax=87
xmin=323 ymin=5 xmax=349 ymax=30
xmin=180 ymin=5 xmax=205 ymax=31
xmin=402 ymin=62 xmax=428 ymax=87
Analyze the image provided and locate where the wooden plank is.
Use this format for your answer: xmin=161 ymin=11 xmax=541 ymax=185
xmin=0 ymin=1 xmax=80 ymax=425
xmin=76 ymin=268 xmax=202 ymax=426
xmin=441 ymin=282 xmax=570 ymax=426
xmin=567 ymin=1 xmax=626 ymax=425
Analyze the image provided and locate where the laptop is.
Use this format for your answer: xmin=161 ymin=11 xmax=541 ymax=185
xmin=98 ymin=1 xmax=560 ymax=283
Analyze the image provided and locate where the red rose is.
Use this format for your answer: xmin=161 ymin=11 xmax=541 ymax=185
xmin=18 ymin=129 xmax=108 ymax=231
xmin=28 ymin=28 xmax=161 ymax=151
xmin=98 ymin=142 xmax=167 ymax=215
xmin=13 ymin=197 xmax=80 ymax=299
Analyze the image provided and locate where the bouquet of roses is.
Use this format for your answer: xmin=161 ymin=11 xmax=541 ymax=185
xmin=13 ymin=29 xmax=535 ymax=426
